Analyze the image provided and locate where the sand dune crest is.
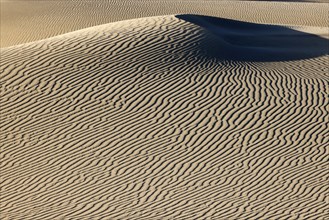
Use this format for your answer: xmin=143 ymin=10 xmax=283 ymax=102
xmin=177 ymin=14 xmax=329 ymax=61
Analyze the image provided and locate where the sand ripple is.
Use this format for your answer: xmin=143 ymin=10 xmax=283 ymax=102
xmin=1 ymin=15 xmax=328 ymax=219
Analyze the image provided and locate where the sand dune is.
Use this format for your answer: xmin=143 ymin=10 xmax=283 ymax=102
xmin=1 ymin=14 xmax=328 ymax=219
xmin=1 ymin=1 xmax=328 ymax=47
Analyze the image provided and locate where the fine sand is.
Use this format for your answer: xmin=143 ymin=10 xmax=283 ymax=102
xmin=1 ymin=1 xmax=329 ymax=220
xmin=1 ymin=0 xmax=329 ymax=47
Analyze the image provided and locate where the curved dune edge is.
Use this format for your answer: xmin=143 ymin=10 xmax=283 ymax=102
xmin=1 ymin=0 xmax=329 ymax=47
xmin=1 ymin=15 xmax=328 ymax=219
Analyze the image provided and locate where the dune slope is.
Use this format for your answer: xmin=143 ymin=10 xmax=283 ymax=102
xmin=1 ymin=15 xmax=328 ymax=219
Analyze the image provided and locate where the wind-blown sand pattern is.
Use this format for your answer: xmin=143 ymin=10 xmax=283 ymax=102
xmin=1 ymin=4 xmax=329 ymax=220
xmin=1 ymin=1 xmax=328 ymax=47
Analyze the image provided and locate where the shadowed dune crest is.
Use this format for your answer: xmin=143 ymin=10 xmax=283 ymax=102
xmin=1 ymin=0 xmax=328 ymax=47
xmin=176 ymin=14 xmax=329 ymax=62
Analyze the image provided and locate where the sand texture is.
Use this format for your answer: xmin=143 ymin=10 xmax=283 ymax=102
xmin=1 ymin=1 xmax=329 ymax=47
xmin=1 ymin=1 xmax=329 ymax=220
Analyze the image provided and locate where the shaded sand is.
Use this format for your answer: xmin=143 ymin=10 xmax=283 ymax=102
xmin=1 ymin=0 xmax=329 ymax=47
xmin=1 ymin=14 xmax=328 ymax=219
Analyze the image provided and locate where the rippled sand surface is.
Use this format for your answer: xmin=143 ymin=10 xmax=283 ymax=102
xmin=1 ymin=1 xmax=328 ymax=220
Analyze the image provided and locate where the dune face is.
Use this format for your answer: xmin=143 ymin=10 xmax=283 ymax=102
xmin=1 ymin=13 xmax=329 ymax=220
xmin=177 ymin=15 xmax=329 ymax=62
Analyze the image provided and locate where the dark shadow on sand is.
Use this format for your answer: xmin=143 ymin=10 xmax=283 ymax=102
xmin=176 ymin=14 xmax=329 ymax=62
